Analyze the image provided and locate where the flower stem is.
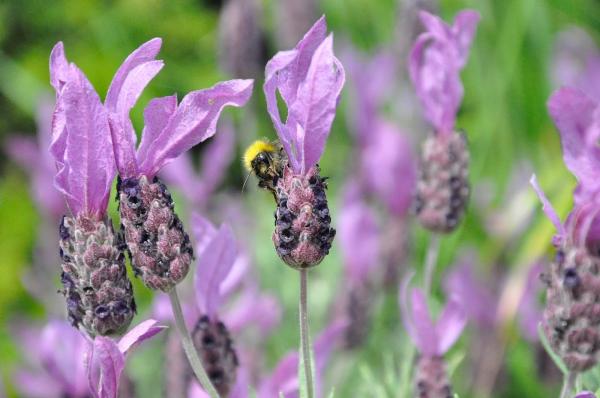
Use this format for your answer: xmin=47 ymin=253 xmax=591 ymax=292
xmin=299 ymin=269 xmax=314 ymax=398
xmin=559 ymin=371 xmax=577 ymax=398
xmin=168 ymin=287 xmax=220 ymax=398
xmin=423 ymin=234 xmax=441 ymax=296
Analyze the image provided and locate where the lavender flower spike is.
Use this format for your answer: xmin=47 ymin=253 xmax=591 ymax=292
xmin=400 ymin=281 xmax=466 ymax=398
xmin=87 ymin=319 xmax=166 ymax=398
xmin=50 ymin=42 xmax=136 ymax=336
xmin=263 ymin=16 xmax=344 ymax=269
xmin=108 ymin=40 xmax=253 ymax=292
xmin=410 ymin=10 xmax=480 ymax=233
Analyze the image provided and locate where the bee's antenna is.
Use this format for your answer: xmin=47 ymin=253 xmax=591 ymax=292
xmin=241 ymin=171 xmax=252 ymax=194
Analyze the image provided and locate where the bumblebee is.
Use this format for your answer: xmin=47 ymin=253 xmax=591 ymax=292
xmin=243 ymin=139 xmax=287 ymax=195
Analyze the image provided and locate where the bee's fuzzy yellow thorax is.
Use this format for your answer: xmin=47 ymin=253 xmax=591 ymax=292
xmin=243 ymin=140 xmax=276 ymax=171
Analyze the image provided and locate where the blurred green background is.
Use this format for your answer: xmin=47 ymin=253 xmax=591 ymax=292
xmin=1 ymin=0 xmax=600 ymax=397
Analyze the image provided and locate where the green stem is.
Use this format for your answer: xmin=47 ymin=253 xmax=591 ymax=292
xmin=168 ymin=287 xmax=220 ymax=398
xmin=299 ymin=269 xmax=314 ymax=398
xmin=559 ymin=371 xmax=577 ymax=398
xmin=423 ymin=234 xmax=441 ymax=297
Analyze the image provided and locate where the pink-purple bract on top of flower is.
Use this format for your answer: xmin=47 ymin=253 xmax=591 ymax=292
xmin=400 ymin=279 xmax=467 ymax=357
xmin=552 ymin=27 xmax=600 ymax=103
xmin=443 ymin=253 xmax=498 ymax=330
xmin=5 ymin=97 xmax=65 ymax=219
xmin=257 ymin=318 xmax=348 ymax=398
xmin=409 ymin=9 xmax=480 ymax=135
xmin=49 ymin=42 xmax=119 ymax=219
xmin=263 ymin=15 xmax=345 ymax=175
xmin=159 ymin=119 xmax=235 ymax=210
xmin=13 ymin=320 xmax=88 ymax=398
xmin=86 ymin=319 xmax=165 ymax=398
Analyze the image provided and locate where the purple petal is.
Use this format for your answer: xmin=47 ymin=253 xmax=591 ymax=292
xmin=289 ymin=33 xmax=345 ymax=173
xmin=409 ymin=289 xmax=438 ymax=356
xmin=137 ymin=79 xmax=253 ymax=177
xmin=435 ymin=296 xmax=467 ymax=355
xmin=159 ymin=152 xmax=202 ymax=203
xmin=5 ymin=136 xmax=38 ymax=169
xmin=50 ymin=66 xmax=115 ymax=217
xmin=117 ymin=319 xmax=166 ymax=354
xmin=194 ymin=218 xmax=238 ymax=317
xmin=137 ymin=94 xmax=178 ymax=164
xmin=451 ymin=11 xmax=481 ymax=68
xmin=575 ymin=392 xmax=597 ymax=398
xmin=49 ymin=42 xmax=71 ymax=94
xmin=547 ymin=87 xmax=600 ymax=194
xmin=13 ymin=371 xmax=62 ymax=398
xmin=224 ymin=288 xmax=282 ymax=334
xmin=530 ymin=174 xmax=565 ymax=242
xmin=313 ymin=318 xmax=348 ymax=394
xmin=338 ymin=186 xmax=380 ymax=285
xmin=398 ymin=274 xmax=419 ymax=349
xmin=191 ymin=212 xmax=218 ymax=254
xmin=197 ymin=120 xmax=236 ymax=198
xmin=87 ymin=337 xmax=124 ymax=398
xmin=108 ymin=60 xmax=164 ymax=178
xmin=517 ymin=262 xmax=544 ymax=342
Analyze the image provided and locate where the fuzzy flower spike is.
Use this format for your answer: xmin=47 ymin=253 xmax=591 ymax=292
xmin=50 ymin=42 xmax=136 ymax=336
xmin=531 ymin=87 xmax=600 ymax=372
xmin=263 ymin=15 xmax=344 ymax=269
xmin=400 ymin=281 xmax=466 ymax=398
xmin=107 ymin=39 xmax=253 ymax=291
xmin=410 ymin=10 xmax=480 ymax=233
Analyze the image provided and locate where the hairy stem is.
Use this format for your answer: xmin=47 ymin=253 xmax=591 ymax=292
xmin=559 ymin=371 xmax=577 ymax=398
xmin=423 ymin=234 xmax=441 ymax=296
xmin=168 ymin=288 xmax=220 ymax=398
xmin=300 ymin=269 xmax=314 ymax=398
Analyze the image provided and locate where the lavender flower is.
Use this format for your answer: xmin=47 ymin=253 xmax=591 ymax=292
xmin=400 ymin=282 xmax=466 ymax=397
xmin=87 ymin=319 xmax=165 ymax=398
xmin=531 ymin=87 xmax=600 ymax=371
xmin=106 ymin=39 xmax=253 ymax=292
xmin=410 ymin=10 xmax=480 ymax=233
xmin=257 ymin=319 xmax=348 ymax=398
xmin=50 ymin=42 xmax=136 ymax=336
xmin=263 ymin=16 xmax=344 ymax=269
xmin=14 ymin=320 xmax=88 ymax=398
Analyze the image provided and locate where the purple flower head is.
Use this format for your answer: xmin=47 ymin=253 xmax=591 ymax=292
xmin=338 ymin=182 xmax=380 ymax=286
xmin=264 ymin=16 xmax=345 ymax=175
xmin=160 ymin=119 xmax=235 ymax=209
xmin=443 ymin=253 xmax=497 ymax=330
xmin=531 ymin=87 xmax=600 ymax=248
xmin=400 ymin=280 xmax=467 ymax=357
xmin=258 ymin=319 xmax=348 ymax=398
xmin=101 ymin=40 xmax=253 ymax=180
xmin=409 ymin=10 xmax=480 ymax=134
xmin=360 ymin=119 xmax=417 ymax=215
xmin=575 ymin=392 xmax=597 ymax=398
xmin=5 ymin=98 xmax=65 ymax=218
xmin=14 ymin=320 xmax=88 ymax=398
xmin=87 ymin=319 xmax=165 ymax=398
xmin=516 ymin=262 xmax=544 ymax=342
xmin=552 ymin=27 xmax=600 ymax=102
xmin=49 ymin=42 xmax=118 ymax=218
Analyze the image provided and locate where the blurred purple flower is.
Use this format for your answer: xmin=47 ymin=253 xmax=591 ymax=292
xmin=552 ymin=27 xmax=600 ymax=102
xmin=5 ymin=98 xmax=64 ymax=218
xmin=516 ymin=262 xmax=544 ymax=342
xmin=575 ymin=392 xmax=597 ymax=398
xmin=14 ymin=320 xmax=88 ymax=398
xmin=86 ymin=319 xmax=165 ymax=398
xmin=400 ymin=282 xmax=467 ymax=357
xmin=97 ymin=39 xmax=253 ymax=180
xmin=443 ymin=254 xmax=497 ymax=330
xmin=264 ymin=15 xmax=345 ymax=175
xmin=531 ymin=87 xmax=600 ymax=248
xmin=160 ymin=118 xmax=235 ymax=210
xmin=338 ymin=182 xmax=380 ymax=286
xmin=409 ymin=10 xmax=480 ymax=134
xmin=274 ymin=0 xmax=318 ymax=49
xmin=258 ymin=319 xmax=348 ymax=398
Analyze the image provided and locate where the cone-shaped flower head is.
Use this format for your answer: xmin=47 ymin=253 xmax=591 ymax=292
xmin=87 ymin=319 xmax=165 ymax=398
xmin=400 ymin=282 xmax=466 ymax=398
xmin=50 ymin=42 xmax=136 ymax=336
xmin=14 ymin=320 xmax=88 ymax=398
xmin=531 ymin=87 xmax=600 ymax=371
xmin=410 ymin=10 xmax=480 ymax=233
xmin=106 ymin=38 xmax=253 ymax=292
xmin=263 ymin=16 xmax=344 ymax=269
